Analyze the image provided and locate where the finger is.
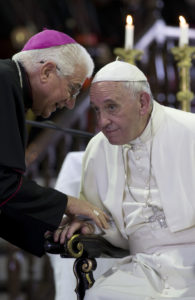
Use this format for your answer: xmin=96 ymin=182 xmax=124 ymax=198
xmin=81 ymin=223 xmax=95 ymax=235
xmin=58 ymin=215 xmax=72 ymax=227
xmin=103 ymin=211 xmax=111 ymax=221
xmin=59 ymin=225 xmax=71 ymax=243
xmin=92 ymin=207 xmax=110 ymax=220
xmin=98 ymin=215 xmax=110 ymax=229
xmin=54 ymin=223 xmax=72 ymax=243
xmin=59 ymin=220 xmax=85 ymax=243
xmin=66 ymin=221 xmax=84 ymax=240
xmin=53 ymin=227 xmax=64 ymax=242
xmin=95 ymin=210 xmax=110 ymax=229
xmin=44 ymin=230 xmax=52 ymax=238
xmin=91 ymin=209 xmax=110 ymax=229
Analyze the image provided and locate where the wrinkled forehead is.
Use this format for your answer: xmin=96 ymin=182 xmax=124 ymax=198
xmin=90 ymin=81 xmax=124 ymax=93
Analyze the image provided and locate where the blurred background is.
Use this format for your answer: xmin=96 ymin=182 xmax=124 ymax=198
xmin=0 ymin=0 xmax=195 ymax=299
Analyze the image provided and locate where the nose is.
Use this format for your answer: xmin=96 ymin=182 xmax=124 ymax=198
xmin=98 ymin=111 xmax=111 ymax=129
xmin=65 ymin=97 xmax=76 ymax=109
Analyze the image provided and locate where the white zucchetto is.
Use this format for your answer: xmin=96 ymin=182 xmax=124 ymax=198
xmin=92 ymin=61 xmax=147 ymax=83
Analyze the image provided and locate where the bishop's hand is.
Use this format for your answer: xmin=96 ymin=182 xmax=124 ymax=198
xmin=65 ymin=195 xmax=110 ymax=230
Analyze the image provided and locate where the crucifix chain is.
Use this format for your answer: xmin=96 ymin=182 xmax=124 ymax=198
xmin=122 ymin=118 xmax=167 ymax=229
xmin=148 ymin=205 xmax=167 ymax=228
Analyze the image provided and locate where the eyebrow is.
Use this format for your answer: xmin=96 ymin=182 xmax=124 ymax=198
xmin=90 ymin=99 xmax=116 ymax=106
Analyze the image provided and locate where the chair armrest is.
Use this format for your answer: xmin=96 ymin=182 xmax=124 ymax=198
xmin=45 ymin=233 xmax=129 ymax=258
xmin=45 ymin=234 xmax=129 ymax=300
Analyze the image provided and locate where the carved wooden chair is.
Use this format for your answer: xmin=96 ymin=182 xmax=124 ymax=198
xmin=45 ymin=234 xmax=129 ymax=300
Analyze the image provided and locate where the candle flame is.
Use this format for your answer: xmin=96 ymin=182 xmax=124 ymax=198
xmin=126 ymin=15 xmax=133 ymax=26
xmin=179 ymin=15 xmax=187 ymax=26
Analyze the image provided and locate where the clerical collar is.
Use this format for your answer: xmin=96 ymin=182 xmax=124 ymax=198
xmin=13 ymin=60 xmax=33 ymax=110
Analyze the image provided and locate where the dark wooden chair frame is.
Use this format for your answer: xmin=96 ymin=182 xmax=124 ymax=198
xmin=45 ymin=234 xmax=129 ymax=300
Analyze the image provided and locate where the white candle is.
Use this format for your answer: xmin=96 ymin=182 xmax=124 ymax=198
xmin=179 ymin=15 xmax=189 ymax=47
xmin=125 ymin=15 xmax=134 ymax=50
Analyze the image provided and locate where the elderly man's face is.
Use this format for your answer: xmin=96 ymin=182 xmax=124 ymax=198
xmin=31 ymin=63 xmax=87 ymax=118
xmin=90 ymin=81 xmax=150 ymax=145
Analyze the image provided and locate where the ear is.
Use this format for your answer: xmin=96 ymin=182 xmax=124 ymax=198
xmin=139 ymin=92 xmax=151 ymax=116
xmin=40 ymin=61 xmax=57 ymax=82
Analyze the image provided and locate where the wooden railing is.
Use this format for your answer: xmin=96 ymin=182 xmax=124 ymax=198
xmin=134 ymin=19 xmax=195 ymax=111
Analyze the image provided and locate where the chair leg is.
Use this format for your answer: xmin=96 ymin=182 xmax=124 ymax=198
xmin=73 ymin=257 xmax=97 ymax=300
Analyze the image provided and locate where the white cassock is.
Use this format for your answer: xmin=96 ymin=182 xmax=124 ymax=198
xmin=80 ymin=101 xmax=195 ymax=300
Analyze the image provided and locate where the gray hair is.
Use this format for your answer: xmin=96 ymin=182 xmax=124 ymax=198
xmin=122 ymin=81 xmax=153 ymax=103
xmin=12 ymin=43 xmax=94 ymax=78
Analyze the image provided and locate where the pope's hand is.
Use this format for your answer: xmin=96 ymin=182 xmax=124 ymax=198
xmin=53 ymin=218 xmax=95 ymax=244
xmin=66 ymin=195 xmax=110 ymax=230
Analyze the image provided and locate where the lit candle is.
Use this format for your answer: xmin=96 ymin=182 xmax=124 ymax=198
xmin=179 ymin=16 xmax=189 ymax=47
xmin=125 ymin=15 xmax=134 ymax=50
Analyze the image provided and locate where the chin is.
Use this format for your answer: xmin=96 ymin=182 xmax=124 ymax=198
xmin=41 ymin=110 xmax=53 ymax=118
xmin=106 ymin=134 xmax=129 ymax=145
xmin=106 ymin=136 xmax=122 ymax=145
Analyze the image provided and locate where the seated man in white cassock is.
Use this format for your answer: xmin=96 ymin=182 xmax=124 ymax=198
xmin=75 ymin=61 xmax=195 ymax=299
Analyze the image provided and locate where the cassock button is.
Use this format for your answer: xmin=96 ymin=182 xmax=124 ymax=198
xmin=164 ymin=282 xmax=170 ymax=289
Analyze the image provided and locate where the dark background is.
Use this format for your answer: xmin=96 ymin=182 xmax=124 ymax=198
xmin=0 ymin=0 xmax=195 ymax=60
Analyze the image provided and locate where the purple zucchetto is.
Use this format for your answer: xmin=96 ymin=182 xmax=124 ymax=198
xmin=22 ymin=29 xmax=76 ymax=51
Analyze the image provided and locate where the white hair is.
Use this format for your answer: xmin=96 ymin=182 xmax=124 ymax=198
xmin=12 ymin=43 xmax=94 ymax=78
xmin=123 ymin=81 xmax=153 ymax=104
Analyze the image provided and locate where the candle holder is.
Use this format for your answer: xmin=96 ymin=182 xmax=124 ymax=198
xmin=171 ymin=45 xmax=195 ymax=112
xmin=113 ymin=47 xmax=143 ymax=65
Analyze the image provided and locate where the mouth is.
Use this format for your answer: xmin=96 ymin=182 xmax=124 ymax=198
xmin=103 ymin=129 xmax=119 ymax=140
xmin=104 ymin=128 xmax=119 ymax=135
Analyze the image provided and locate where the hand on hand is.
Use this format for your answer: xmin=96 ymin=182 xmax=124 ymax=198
xmin=66 ymin=195 xmax=110 ymax=230
xmin=53 ymin=216 xmax=95 ymax=244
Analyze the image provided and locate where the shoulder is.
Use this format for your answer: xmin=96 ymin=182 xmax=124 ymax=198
xmin=83 ymin=132 xmax=120 ymax=167
xmin=0 ymin=59 xmax=18 ymax=90
xmin=154 ymin=101 xmax=195 ymax=141
xmin=0 ymin=59 xmax=15 ymax=77
xmin=154 ymin=100 xmax=195 ymax=129
xmin=163 ymin=105 xmax=195 ymax=132
xmin=86 ymin=131 xmax=118 ymax=154
xmin=86 ymin=132 xmax=105 ymax=151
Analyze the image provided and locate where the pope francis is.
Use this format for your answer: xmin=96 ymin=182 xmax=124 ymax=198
xmin=79 ymin=61 xmax=195 ymax=299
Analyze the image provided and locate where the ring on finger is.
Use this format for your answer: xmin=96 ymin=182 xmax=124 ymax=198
xmin=58 ymin=225 xmax=69 ymax=230
xmin=58 ymin=226 xmax=64 ymax=229
xmin=93 ymin=209 xmax=100 ymax=216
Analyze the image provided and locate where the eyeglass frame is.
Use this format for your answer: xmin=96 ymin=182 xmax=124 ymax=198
xmin=39 ymin=61 xmax=82 ymax=99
